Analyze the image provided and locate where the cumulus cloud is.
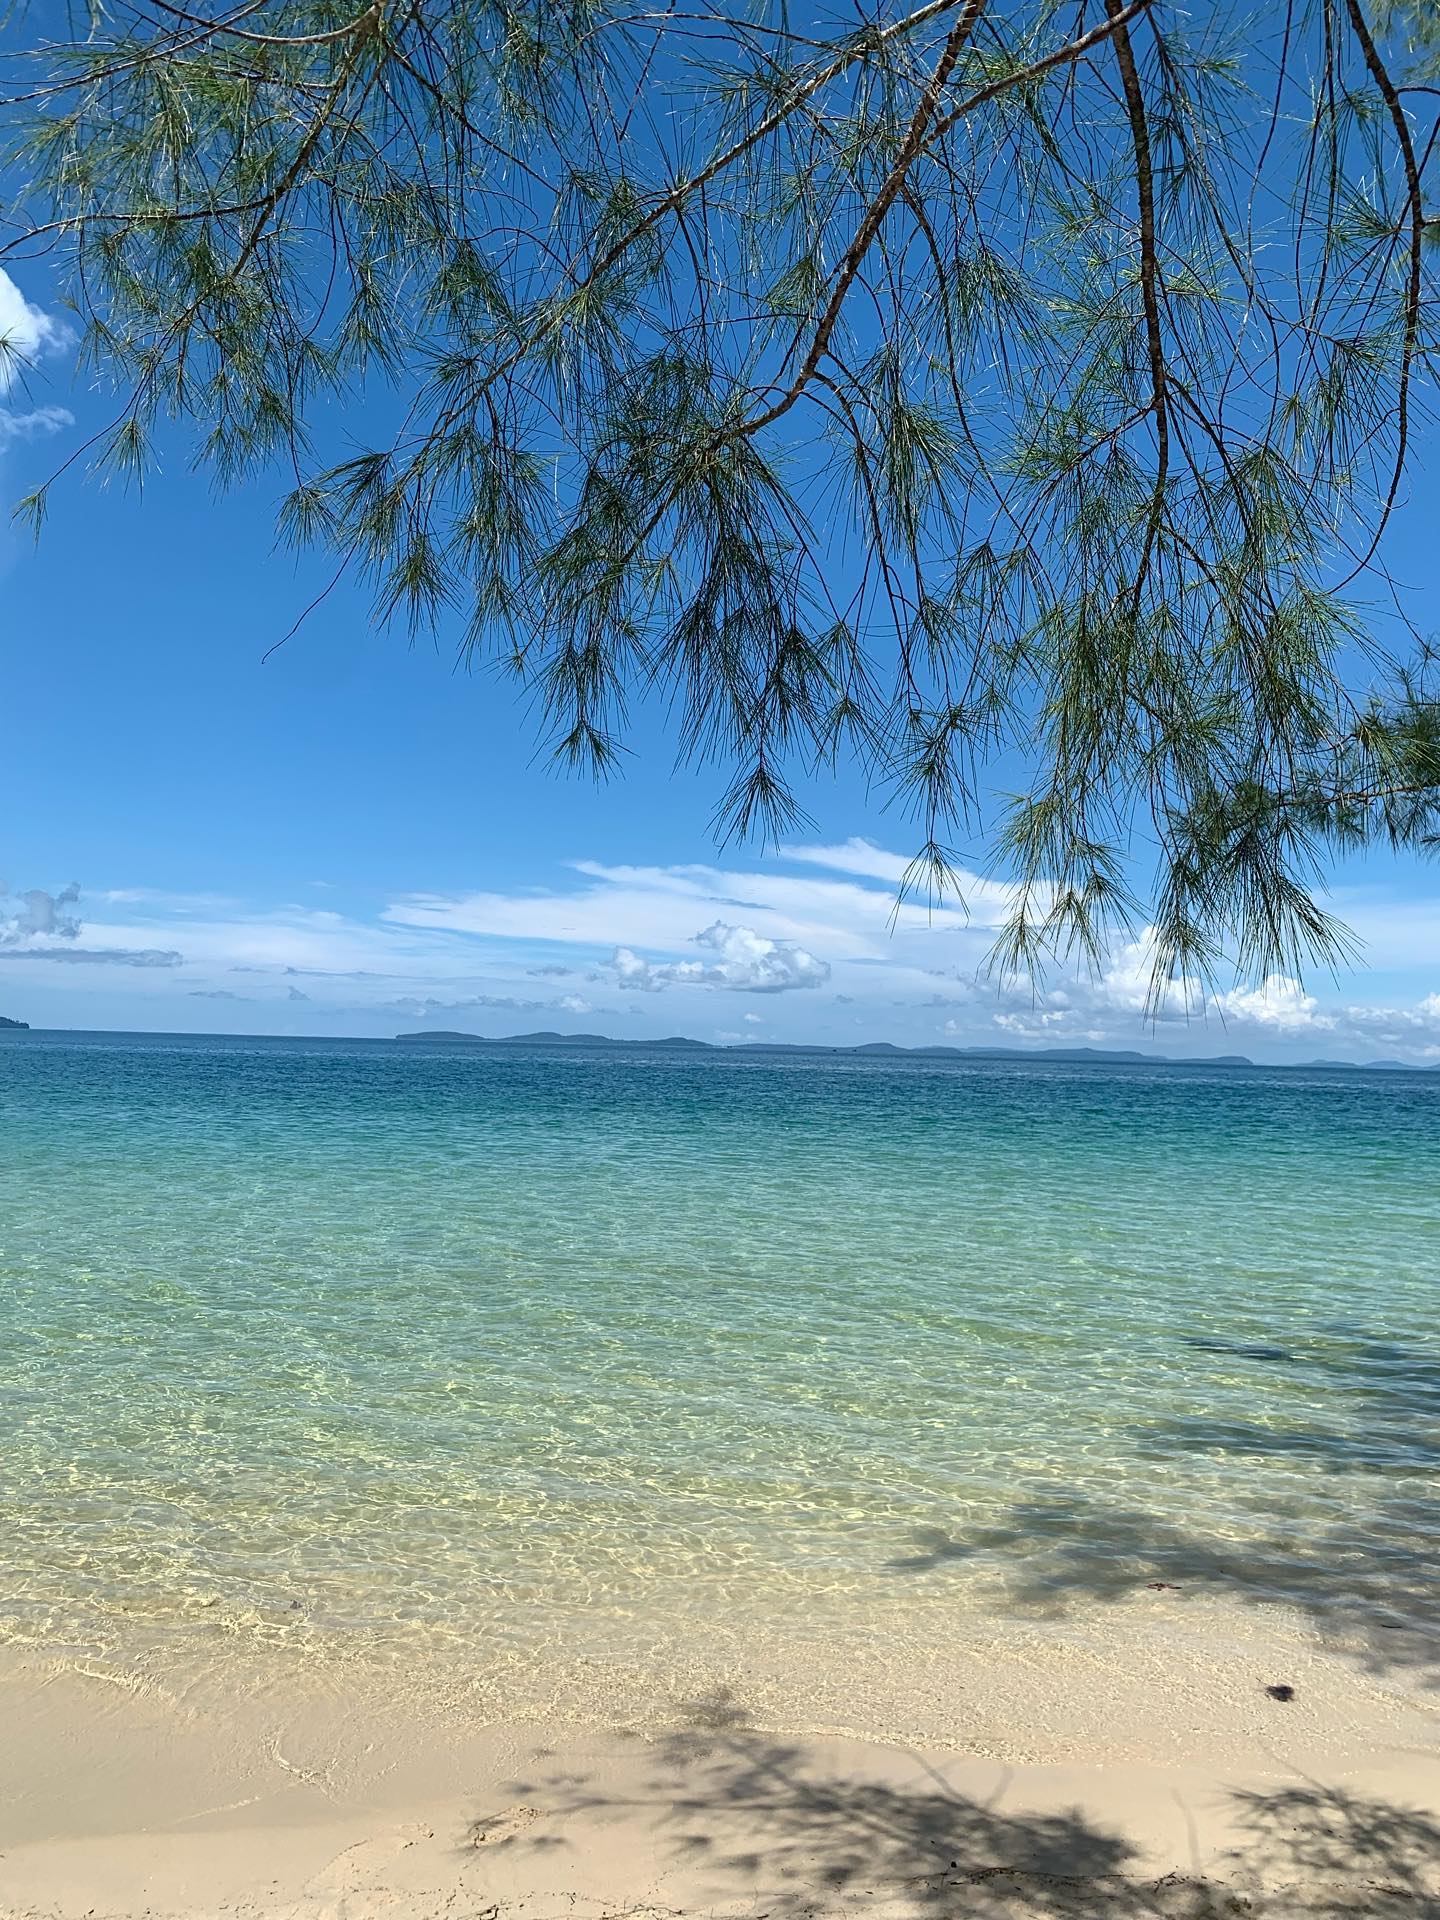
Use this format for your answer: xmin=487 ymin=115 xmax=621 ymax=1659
xmin=955 ymin=927 xmax=1440 ymax=1061
xmin=0 ymin=881 xmax=81 ymax=944
xmin=991 ymin=1008 xmax=1081 ymax=1036
xmin=1052 ymin=945 xmax=1333 ymax=1038
xmin=1199 ymin=980 xmax=1440 ymax=1058
xmin=1318 ymin=994 xmax=1440 ymax=1057
xmin=612 ymin=921 xmax=830 ymax=994
xmin=1211 ymin=974 xmax=1332 ymax=1033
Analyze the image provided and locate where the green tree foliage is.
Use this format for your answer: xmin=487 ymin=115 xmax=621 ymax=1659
xmin=2 ymin=0 xmax=1437 ymax=995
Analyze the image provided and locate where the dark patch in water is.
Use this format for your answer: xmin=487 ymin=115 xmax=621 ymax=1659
xmin=1185 ymin=1336 xmax=1297 ymax=1363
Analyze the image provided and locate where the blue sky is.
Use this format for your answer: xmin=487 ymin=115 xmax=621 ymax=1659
xmin=2 ymin=266 xmax=1439 ymax=1063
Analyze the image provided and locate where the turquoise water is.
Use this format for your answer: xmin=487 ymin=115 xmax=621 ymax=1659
xmin=1 ymin=1032 xmax=1437 ymax=1715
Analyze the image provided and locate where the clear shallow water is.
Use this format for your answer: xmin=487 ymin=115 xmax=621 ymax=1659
xmin=1 ymin=1032 xmax=1437 ymax=1715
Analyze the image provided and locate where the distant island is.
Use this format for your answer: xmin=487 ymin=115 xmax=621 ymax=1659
xmin=396 ymin=1030 xmax=1257 ymax=1067
xmin=0 ymin=1014 xmax=29 ymax=1030
xmin=391 ymin=1030 xmax=1440 ymax=1070
xmin=400 ymin=1029 xmax=713 ymax=1050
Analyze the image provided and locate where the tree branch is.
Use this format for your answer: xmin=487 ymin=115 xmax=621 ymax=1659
xmin=1338 ymin=0 xmax=1426 ymax=581
xmin=1104 ymin=0 xmax=1168 ymax=612
xmin=738 ymin=0 xmax=988 ymax=437
xmin=734 ymin=0 xmax=1160 ymax=437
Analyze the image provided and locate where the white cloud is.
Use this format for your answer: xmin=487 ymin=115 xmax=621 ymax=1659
xmin=947 ymin=927 xmax=1440 ymax=1060
xmin=0 ymin=272 xmax=66 ymax=386
xmin=782 ymin=837 xmax=1020 ymax=919
xmin=992 ymin=1008 xmax=1077 ymax=1034
xmin=1211 ymin=974 xmax=1333 ymax=1034
xmin=782 ymin=838 xmax=912 ymax=884
xmin=1329 ymin=994 xmax=1440 ymax=1057
xmin=0 ymin=404 xmax=72 ymax=446
xmin=612 ymin=921 xmax=830 ymax=994
xmin=0 ymin=272 xmax=71 ymax=448
xmin=10 ymin=852 xmax=1440 ymax=1062
xmin=384 ymin=846 xmax=1012 ymax=959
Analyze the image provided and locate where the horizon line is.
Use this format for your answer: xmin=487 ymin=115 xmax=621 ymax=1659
xmin=3 ymin=1022 xmax=1438 ymax=1072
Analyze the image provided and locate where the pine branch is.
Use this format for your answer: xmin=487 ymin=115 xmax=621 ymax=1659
xmin=1339 ymin=0 xmax=1426 ymax=578
xmin=1104 ymin=0 xmax=1168 ymax=612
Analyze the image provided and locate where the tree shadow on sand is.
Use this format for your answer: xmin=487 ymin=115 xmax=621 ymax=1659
xmin=887 ymin=1331 xmax=1440 ymax=1683
xmin=476 ymin=1689 xmax=1440 ymax=1916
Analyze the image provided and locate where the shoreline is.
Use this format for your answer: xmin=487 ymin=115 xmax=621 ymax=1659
xmin=3 ymin=1597 xmax=1438 ymax=1919
xmin=3 ymin=1579 xmax=1435 ymax=1763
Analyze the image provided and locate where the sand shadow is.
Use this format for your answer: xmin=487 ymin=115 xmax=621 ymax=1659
xmin=473 ymin=1691 xmax=1440 ymax=1916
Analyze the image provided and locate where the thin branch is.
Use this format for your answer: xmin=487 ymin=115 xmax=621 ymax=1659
xmin=142 ymin=0 xmax=387 ymax=47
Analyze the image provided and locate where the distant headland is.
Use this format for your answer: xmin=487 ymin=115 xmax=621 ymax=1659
xmin=395 ymin=1029 xmax=1257 ymax=1067
xmin=391 ymin=1030 xmax=1440 ymax=1070
xmin=0 ymin=1014 xmax=29 ymax=1030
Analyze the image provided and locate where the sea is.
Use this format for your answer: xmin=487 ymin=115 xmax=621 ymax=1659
xmin=2 ymin=1030 xmax=1436 ymax=1735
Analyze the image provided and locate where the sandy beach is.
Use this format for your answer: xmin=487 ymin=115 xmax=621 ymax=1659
xmin=3 ymin=1591 xmax=1438 ymax=1920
